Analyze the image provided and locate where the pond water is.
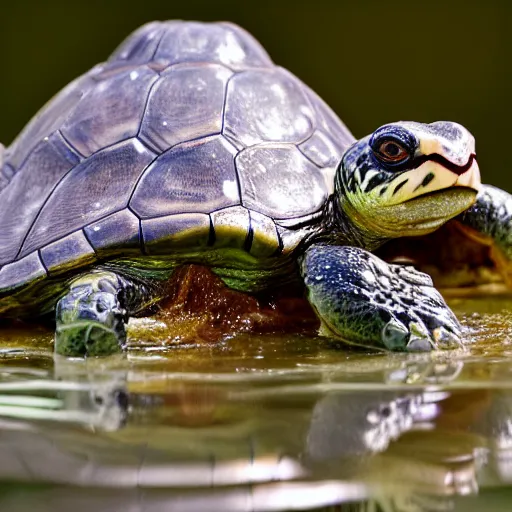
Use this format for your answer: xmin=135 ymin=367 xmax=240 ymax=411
xmin=1 ymin=294 xmax=512 ymax=511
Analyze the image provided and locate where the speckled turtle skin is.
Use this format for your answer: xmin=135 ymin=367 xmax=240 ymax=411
xmin=0 ymin=21 xmax=353 ymax=314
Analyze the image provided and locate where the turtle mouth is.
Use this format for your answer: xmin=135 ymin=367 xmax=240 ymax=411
xmin=377 ymin=185 xmax=479 ymax=238
xmin=403 ymin=185 xmax=478 ymax=205
xmin=409 ymin=153 xmax=478 ymax=176
xmin=379 ymin=152 xmax=480 ymax=208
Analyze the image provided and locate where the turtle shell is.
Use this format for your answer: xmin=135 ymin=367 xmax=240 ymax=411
xmin=0 ymin=21 xmax=354 ymax=301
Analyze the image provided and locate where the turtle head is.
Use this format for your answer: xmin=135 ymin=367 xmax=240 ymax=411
xmin=336 ymin=121 xmax=481 ymax=242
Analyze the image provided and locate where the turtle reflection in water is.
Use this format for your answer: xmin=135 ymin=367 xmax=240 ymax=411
xmin=0 ymin=20 xmax=511 ymax=357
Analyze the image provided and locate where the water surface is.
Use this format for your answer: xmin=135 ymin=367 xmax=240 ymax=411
xmin=0 ymin=294 xmax=512 ymax=511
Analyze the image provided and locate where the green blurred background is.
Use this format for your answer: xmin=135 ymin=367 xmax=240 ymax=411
xmin=0 ymin=0 xmax=510 ymax=189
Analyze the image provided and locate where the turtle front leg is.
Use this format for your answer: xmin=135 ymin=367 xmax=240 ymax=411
xmin=300 ymin=245 xmax=462 ymax=352
xmin=55 ymin=270 xmax=159 ymax=357
xmin=457 ymin=184 xmax=512 ymax=282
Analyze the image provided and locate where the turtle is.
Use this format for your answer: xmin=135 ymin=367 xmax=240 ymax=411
xmin=0 ymin=20 xmax=511 ymax=357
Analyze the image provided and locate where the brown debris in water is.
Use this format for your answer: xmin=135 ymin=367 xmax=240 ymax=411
xmin=152 ymin=264 xmax=320 ymax=345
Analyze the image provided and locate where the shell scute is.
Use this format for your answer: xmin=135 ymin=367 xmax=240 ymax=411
xmin=236 ymin=143 xmax=328 ymax=220
xmin=142 ymin=213 xmax=211 ymax=254
xmin=211 ymin=206 xmax=251 ymax=249
xmin=0 ymin=132 xmax=82 ymax=265
xmin=139 ymin=63 xmax=232 ymax=152
xmin=223 ymin=69 xmax=315 ymax=149
xmin=19 ymin=139 xmax=156 ymax=258
xmin=0 ymin=252 xmax=46 ymax=296
xmin=130 ymin=135 xmax=240 ymax=218
xmin=84 ymin=209 xmax=141 ymax=257
xmin=40 ymin=231 xmax=95 ymax=276
xmin=61 ymin=66 xmax=159 ymax=157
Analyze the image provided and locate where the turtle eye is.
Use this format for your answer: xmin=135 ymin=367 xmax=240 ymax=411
xmin=375 ymin=140 xmax=409 ymax=164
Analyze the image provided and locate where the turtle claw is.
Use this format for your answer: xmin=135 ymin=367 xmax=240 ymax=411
xmin=370 ymin=257 xmax=464 ymax=352
xmin=384 ymin=318 xmax=462 ymax=353
xmin=383 ymin=300 xmax=462 ymax=353
xmin=379 ymin=263 xmax=463 ymax=352
xmin=382 ymin=318 xmax=409 ymax=350
xmin=433 ymin=326 xmax=463 ymax=349
xmin=302 ymin=245 xmax=465 ymax=353
xmin=405 ymin=321 xmax=434 ymax=352
xmin=407 ymin=336 xmax=433 ymax=352
xmin=384 ymin=319 xmax=458 ymax=353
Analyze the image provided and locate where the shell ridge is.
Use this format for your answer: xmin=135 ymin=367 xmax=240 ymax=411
xmin=81 ymin=227 xmax=98 ymax=257
xmin=149 ymin=22 xmax=168 ymax=62
xmin=37 ymin=249 xmax=49 ymax=275
xmin=128 ymin=205 xmax=148 ymax=256
xmin=220 ymin=72 xmax=235 ymax=137
xmin=119 ymin=142 xmax=161 ymax=217
xmin=243 ymin=217 xmax=254 ymax=253
xmin=223 ymin=71 xmax=244 ymax=213
xmin=136 ymin=74 xmax=164 ymax=144
xmin=296 ymin=133 xmax=325 ymax=169
xmin=58 ymin=129 xmax=86 ymax=159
